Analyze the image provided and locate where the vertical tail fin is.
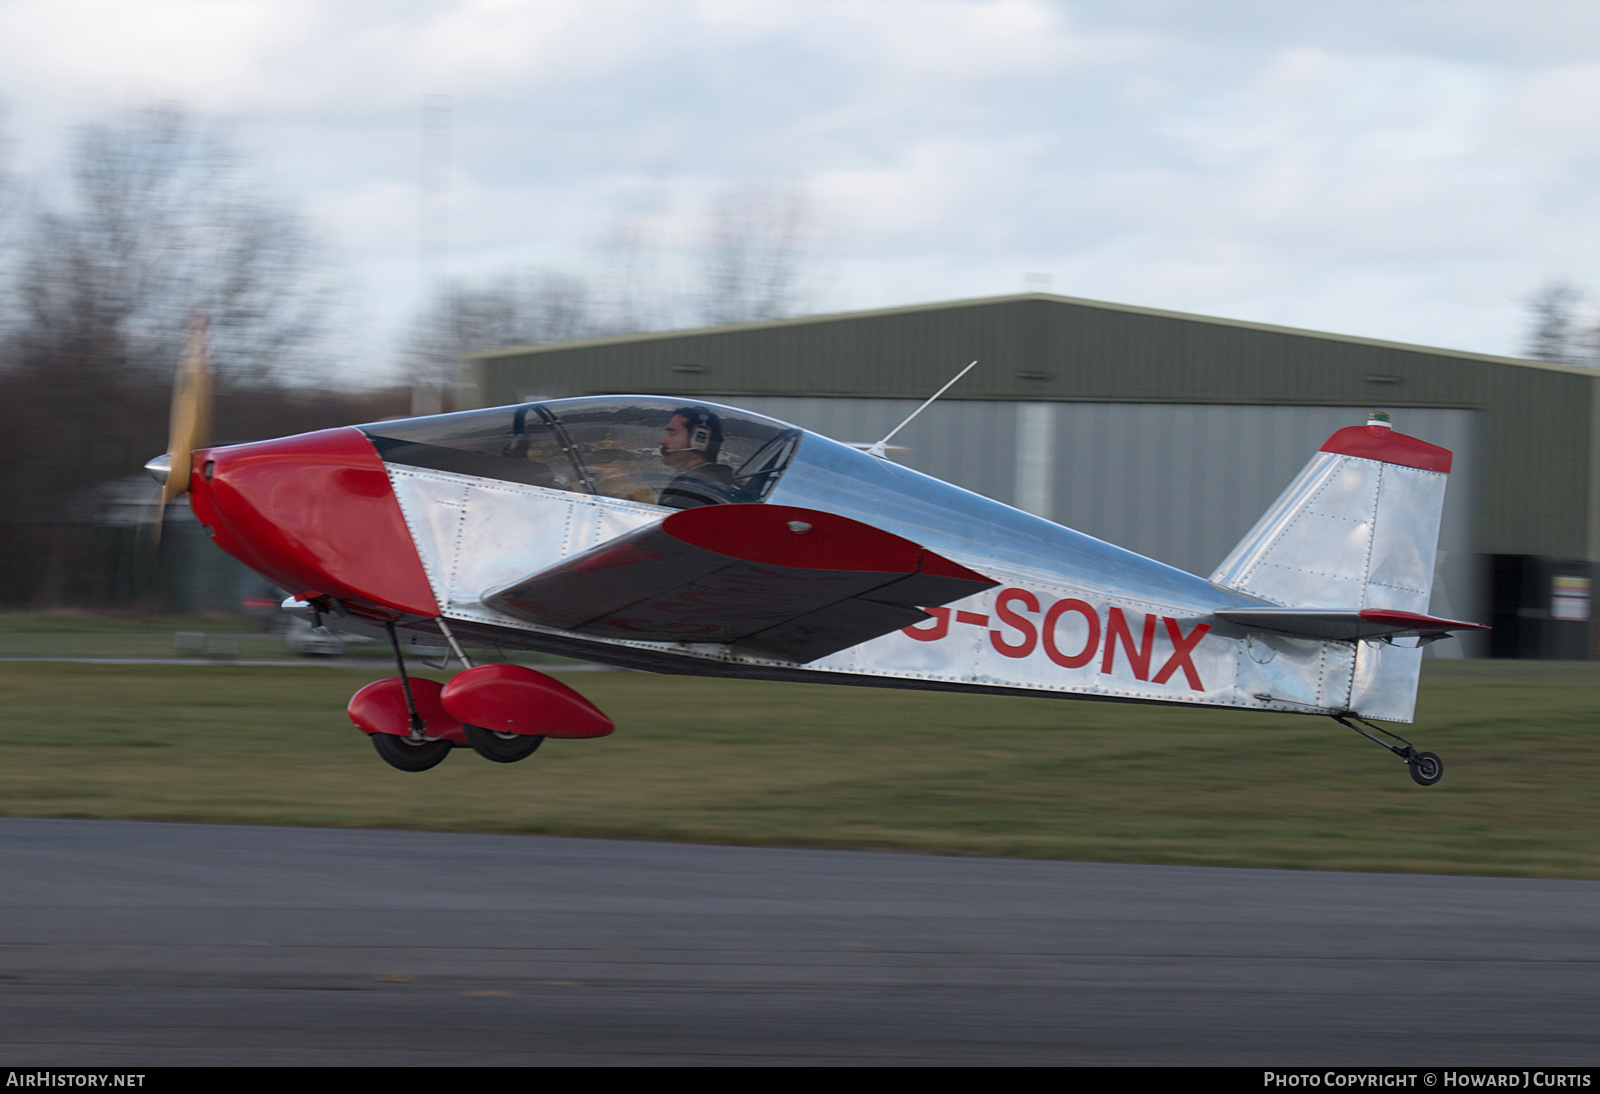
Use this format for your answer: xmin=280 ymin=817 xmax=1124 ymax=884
xmin=1211 ymin=414 xmax=1455 ymax=721
xmin=1211 ymin=413 xmax=1451 ymax=613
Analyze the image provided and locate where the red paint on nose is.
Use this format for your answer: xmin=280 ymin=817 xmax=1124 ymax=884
xmin=187 ymin=427 xmax=439 ymax=618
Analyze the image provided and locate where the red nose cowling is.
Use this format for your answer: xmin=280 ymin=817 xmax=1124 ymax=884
xmin=187 ymin=427 xmax=439 ymax=620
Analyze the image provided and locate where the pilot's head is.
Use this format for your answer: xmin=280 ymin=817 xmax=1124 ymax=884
xmin=659 ymin=406 xmax=722 ymax=469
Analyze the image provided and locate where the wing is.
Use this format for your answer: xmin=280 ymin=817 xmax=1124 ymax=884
xmin=483 ymin=503 xmax=997 ymax=663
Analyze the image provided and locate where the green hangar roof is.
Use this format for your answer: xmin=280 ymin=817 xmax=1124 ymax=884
xmin=466 ymin=292 xmax=1600 ymax=564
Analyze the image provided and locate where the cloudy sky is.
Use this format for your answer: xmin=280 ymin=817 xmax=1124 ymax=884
xmin=3 ymin=0 xmax=1600 ymax=379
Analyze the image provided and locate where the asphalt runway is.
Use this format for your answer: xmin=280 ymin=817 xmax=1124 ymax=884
xmin=1 ymin=819 xmax=1596 ymax=1066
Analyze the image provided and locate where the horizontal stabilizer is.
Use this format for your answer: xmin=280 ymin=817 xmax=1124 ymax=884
xmin=1214 ymin=608 xmax=1488 ymax=642
xmin=483 ymin=504 xmax=997 ymax=663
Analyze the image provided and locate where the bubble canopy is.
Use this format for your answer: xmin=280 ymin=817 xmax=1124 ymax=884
xmin=360 ymin=396 xmax=803 ymax=509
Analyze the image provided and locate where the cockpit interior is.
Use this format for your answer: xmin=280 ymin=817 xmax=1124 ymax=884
xmin=362 ymin=396 xmax=803 ymax=509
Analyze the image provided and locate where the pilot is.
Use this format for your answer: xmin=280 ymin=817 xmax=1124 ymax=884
xmin=657 ymin=406 xmax=737 ymax=508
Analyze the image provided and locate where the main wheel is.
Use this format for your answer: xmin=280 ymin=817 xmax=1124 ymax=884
xmin=371 ymin=732 xmax=452 ymax=772
xmin=463 ymin=724 xmax=544 ymax=764
xmin=1407 ymin=751 xmax=1443 ymax=786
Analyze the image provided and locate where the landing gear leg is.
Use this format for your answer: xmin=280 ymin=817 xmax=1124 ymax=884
xmin=387 ymin=622 xmax=426 ymax=739
xmin=1332 ymin=714 xmax=1443 ymax=786
xmin=367 ymin=621 xmax=453 ymax=773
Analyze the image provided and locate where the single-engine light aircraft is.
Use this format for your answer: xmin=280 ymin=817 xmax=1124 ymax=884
xmin=146 ymin=329 xmax=1483 ymax=784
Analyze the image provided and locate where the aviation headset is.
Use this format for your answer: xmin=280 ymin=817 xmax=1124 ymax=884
xmin=670 ymin=406 xmax=723 ymax=461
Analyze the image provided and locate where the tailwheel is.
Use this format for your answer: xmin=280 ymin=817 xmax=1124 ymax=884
xmin=1333 ymin=714 xmax=1444 ymax=787
xmin=1407 ymin=750 xmax=1443 ymax=787
xmin=371 ymin=732 xmax=452 ymax=772
xmin=462 ymin=724 xmax=544 ymax=763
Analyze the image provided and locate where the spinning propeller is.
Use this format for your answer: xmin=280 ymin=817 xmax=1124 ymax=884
xmin=143 ymin=313 xmax=214 ymax=544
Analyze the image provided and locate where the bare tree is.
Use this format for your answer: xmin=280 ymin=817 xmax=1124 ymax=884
xmin=1523 ymin=279 xmax=1591 ymax=365
xmin=15 ymin=105 xmax=334 ymax=388
xmin=0 ymin=111 xmax=21 ymax=345
xmin=0 ymin=104 xmax=339 ymax=522
xmin=403 ymin=270 xmax=605 ymax=412
xmin=592 ymin=182 xmax=680 ymax=336
xmin=695 ymin=182 xmax=816 ymax=328
xmin=403 ymin=179 xmax=825 ymax=406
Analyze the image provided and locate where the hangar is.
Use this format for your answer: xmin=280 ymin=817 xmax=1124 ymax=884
xmin=466 ymin=292 xmax=1600 ymax=659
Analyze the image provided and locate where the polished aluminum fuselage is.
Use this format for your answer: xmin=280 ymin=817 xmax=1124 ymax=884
xmin=384 ymin=428 xmax=1425 ymax=721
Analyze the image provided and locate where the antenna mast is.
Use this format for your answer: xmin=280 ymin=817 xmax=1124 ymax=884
xmin=866 ymin=360 xmax=979 ymax=459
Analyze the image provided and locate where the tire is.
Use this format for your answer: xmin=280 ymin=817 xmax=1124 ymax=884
xmin=1407 ymin=751 xmax=1443 ymax=787
xmin=463 ymin=724 xmax=545 ymax=764
xmin=371 ymin=732 xmax=452 ymax=772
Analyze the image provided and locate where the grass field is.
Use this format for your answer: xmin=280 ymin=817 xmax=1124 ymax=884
xmin=2 ymin=654 xmax=1598 ymax=878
